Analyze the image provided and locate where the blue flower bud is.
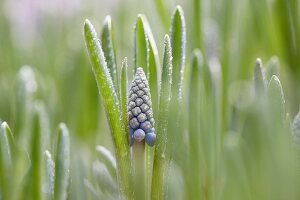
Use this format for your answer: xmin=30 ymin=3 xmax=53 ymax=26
xmin=145 ymin=132 xmax=156 ymax=147
xmin=127 ymin=68 xmax=156 ymax=146
xmin=133 ymin=129 xmax=145 ymax=142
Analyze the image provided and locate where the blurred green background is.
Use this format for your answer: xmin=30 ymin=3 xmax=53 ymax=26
xmin=1 ymin=0 xmax=300 ymax=137
xmin=0 ymin=0 xmax=300 ymax=199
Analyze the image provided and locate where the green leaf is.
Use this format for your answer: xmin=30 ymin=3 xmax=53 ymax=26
xmin=187 ymin=50 xmax=203 ymax=199
xmin=267 ymin=75 xmax=286 ymax=121
xmin=92 ymin=161 xmax=117 ymax=195
xmin=170 ymin=5 xmax=186 ymax=102
xmin=96 ymin=145 xmax=117 ymax=178
xmin=141 ymin=18 xmax=160 ymax=200
xmin=134 ymin=15 xmax=149 ymax=75
xmin=0 ymin=122 xmax=14 ymax=199
xmin=44 ymin=150 xmax=55 ymax=200
xmin=153 ymin=0 xmax=169 ymax=29
xmin=54 ymin=123 xmax=70 ymax=200
xmin=101 ymin=16 xmax=118 ymax=95
xmin=152 ymin=34 xmax=172 ymax=200
xmin=120 ymin=57 xmax=129 ymax=143
xmin=84 ymin=19 xmax=133 ymax=199
xmin=0 ymin=122 xmax=13 ymax=167
xmin=32 ymin=106 xmax=42 ymax=198
xmin=254 ymin=58 xmax=266 ymax=97
xmin=192 ymin=0 xmax=203 ymax=49
xmin=142 ymin=16 xmax=160 ymax=117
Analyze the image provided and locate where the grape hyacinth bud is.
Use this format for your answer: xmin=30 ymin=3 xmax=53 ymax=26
xmin=128 ymin=68 xmax=156 ymax=146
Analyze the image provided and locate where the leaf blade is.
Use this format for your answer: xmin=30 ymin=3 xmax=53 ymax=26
xmin=101 ymin=16 xmax=119 ymax=95
xmin=84 ymin=19 xmax=133 ymax=199
xmin=54 ymin=123 xmax=70 ymax=200
xmin=151 ymin=34 xmax=173 ymax=200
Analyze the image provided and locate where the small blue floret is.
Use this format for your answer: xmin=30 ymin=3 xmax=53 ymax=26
xmin=145 ymin=132 xmax=156 ymax=147
xmin=133 ymin=129 xmax=145 ymax=142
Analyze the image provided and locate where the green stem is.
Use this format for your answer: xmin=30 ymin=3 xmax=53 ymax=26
xmin=133 ymin=142 xmax=146 ymax=200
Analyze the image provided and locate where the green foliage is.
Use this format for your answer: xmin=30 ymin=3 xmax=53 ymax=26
xmin=134 ymin=15 xmax=149 ymax=75
xmin=101 ymin=16 xmax=118 ymax=96
xmin=54 ymin=123 xmax=70 ymax=200
xmin=152 ymin=34 xmax=173 ymax=200
xmin=1 ymin=1 xmax=300 ymax=200
xmin=84 ymin=19 xmax=133 ymax=199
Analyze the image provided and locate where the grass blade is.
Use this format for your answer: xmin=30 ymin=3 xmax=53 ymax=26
xmin=170 ymin=5 xmax=186 ymax=102
xmin=84 ymin=19 xmax=133 ymax=199
xmin=54 ymin=123 xmax=70 ymax=200
xmin=154 ymin=0 xmax=169 ymax=29
xmin=120 ymin=57 xmax=129 ymax=143
xmin=193 ymin=0 xmax=203 ymax=49
xmin=187 ymin=50 xmax=203 ymax=199
xmin=92 ymin=161 xmax=117 ymax=195
xmin=141 ymin=17 xmax=160 ymax=200
xmin=152 ymin=34 xmax=172 ymax=200
xmin=96 ymin=145 xmax=117 ymax=178
xmin=134 ymin=15 xmax=149 ymax=76
xmin=254 ymin=58 xmax=266 ymax=98
xmin=0 ymin=122 xmax=14 ymax=199
xmin=267 ymin=75 xmax=286 ymax=121
xmin=142 ymin=16 xmax=160 ymax=116
xmin=32 ymin=105 xmax=44 ymax=200
xmin=101 ymin=16 xmax=118 ymax=95
xmin=44 ymin=150 xmax=55 ymax=200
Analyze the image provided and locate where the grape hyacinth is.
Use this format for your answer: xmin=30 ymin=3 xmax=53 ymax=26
xmin=128 ymin=68 xmax=156 ymax=146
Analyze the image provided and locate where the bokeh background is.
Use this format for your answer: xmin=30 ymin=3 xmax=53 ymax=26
xmin=1 ymin=0 xmax=300 ymax=136
xmin=0 ymin=0 xmax=300 ymax=199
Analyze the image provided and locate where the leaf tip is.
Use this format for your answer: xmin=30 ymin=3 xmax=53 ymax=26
xmin=255 ymin=58 xmax=262 ymax=67
xmin=174 ymin=5 xmax=184 ymax=14
xmin=269 ymin=75 xmax=280 ymax=87
xmin=192 ymin=49 xmax=203 ymax=68
xmin=58 ymin=122 xmax=69 ymax=137
xmin=104 ymin=15 xmax=112 ymax=25
xmin=1 ymin=121 xmax=8 ymax=129
xmin=164 ymin=34 xmax=170 ymax=44
xmin=122 ymin=57 xmax=128 ymax=66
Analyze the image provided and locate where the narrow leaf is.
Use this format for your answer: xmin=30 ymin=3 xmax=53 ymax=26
xmin=170 ymin=5 xmax=186 ymax=102
xmin=187 ymin=50 xmax=202 ymax=199
xmin=142 ymin=17 xmax=160 ymax=114
xmin=96 ymin=145 xmax=117 ymax=177
xmin=152 ymin=34 xmax=172 ymax=200
xmin=0 ymin=122 xmax=13 ymax=167
xmin=84 ymin=19 xmax=133 ymax=199
xmin=26 ymin=104 xmax=44 ymax=200
xmin=54 ymin=123 xmax=70 ymax=200
xmin=134 ymin=15 xmax=149 ymax=75
xmin=101 ymin=16 xmax=118 ymax=95
xmin=0 ymin=122 xmax=14 ymax=199
xmin=93 ymin=161 xmax=118 ymax=195
xmin=267 ymin=75 xmax=286 ymax=121
xmin=44 ymin=150 xmax=55 ymax=200
xmin=120 ymin=58 xmax=129 ymax=144
xmin=254 ymin=58 xmax=266 ymax=97
xmin=154 ymin=0 xmax=169 ymax=28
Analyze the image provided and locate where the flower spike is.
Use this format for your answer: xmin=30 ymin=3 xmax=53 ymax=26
xmin=128 ymin=68 xmax=156 ymax=146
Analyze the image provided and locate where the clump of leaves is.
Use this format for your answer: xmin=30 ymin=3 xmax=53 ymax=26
xmin=83 ymin=5 xmax=185 ymax=200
